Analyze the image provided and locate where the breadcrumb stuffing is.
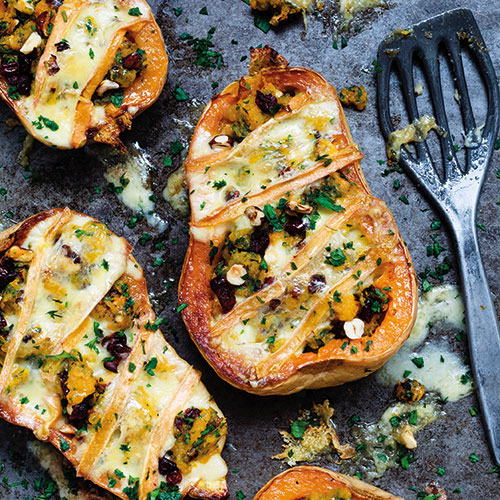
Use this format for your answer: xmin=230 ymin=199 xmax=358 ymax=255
xmin=273 ymin=400 xmax=355 ymax=466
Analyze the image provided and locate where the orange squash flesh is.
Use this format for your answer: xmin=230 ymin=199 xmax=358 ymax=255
xmin=254 ymin=466 xmax=404 ymax=500
xmin=0 ymin=0 xmax=167 ymax=150
xmin=179 ymin=47 xmax=418 ymax=395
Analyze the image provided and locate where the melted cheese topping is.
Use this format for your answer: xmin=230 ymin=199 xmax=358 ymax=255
xmin=190 ymin=98 xmax=342 ymax=223
xmin=219 ymin=215 xmax=378 ymax=363
xmin=20 ymin=1 xmax=146 ymax=148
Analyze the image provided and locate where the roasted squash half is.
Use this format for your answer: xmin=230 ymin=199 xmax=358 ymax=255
xmin=0 ymin=0 xmax=167 ymax=149
xmin=254 ymin=466 xmax=403 ymax=500
xmin=179 ymin=47 xmax=417 ymax=395
xmin=0 ymin=208 xmax=228 ymax=500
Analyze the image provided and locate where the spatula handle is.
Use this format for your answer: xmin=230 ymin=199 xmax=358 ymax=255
xmin=451 ymin=214 xmax=500 ymax=465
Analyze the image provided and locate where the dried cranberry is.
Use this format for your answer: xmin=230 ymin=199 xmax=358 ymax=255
xmin=249 ymin=229 xmax=269 ymax=256
xmin=183 ymin=407 xmax=201 ymax=420
xmin=102 ymin=333 xmax=131 ymax=372
xmin=158 ymin=456 xmax=182 ymax=486
xmin=285 ymin=216 xmax=307 ymax=236
xmin=69 ymin=395 xmax=93 ymax=426
xmin=122 ymin=52 xmax=142 ymax=70
xmin=62 ymin=244 xmax=81 ymax=263
xmin=22 ymin=334 xmax=33 ymax=343
xmin=55 ymin=41 xmax=70 ymax=52
xmin=0 ymin=258 xmax=16 ymax=291
xmin=59 ymin=370 xmax=69 ymax=397
xmin=308 ymin=274 xmax=326 ymax=294
xmin=269 ymin=299 xmax=281 ymax=310
xmin=291 ymin=286 xmax=301 ymax=299
xmin=103 ymin=358 xmax=119 ymax=373
xmin=0 ymin=54 xmax=34 ymax=95
xmin=0 ymin=314 xmax=7 ymax=336
xmin=255 ymin=90 xmax=280 ymax=114
xmin=210 ymin=276 xmax=236 ymax=314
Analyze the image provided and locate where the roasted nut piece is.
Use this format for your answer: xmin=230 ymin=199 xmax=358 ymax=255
xmin=96 ymin=79 xmax=120 ymax=96
xmin=244 ymin=206 xmax=265 ymax=226
xmin=209 ymin=135 xmax=234 ymax=149
xmin=286 ymin=200 xmax=313 ymax=214
xmin=344 ymin=318 xmax=364 ymax=339
xmin=395 ymin=378 xmax=426 ymax=402
xmin=227 ymin=264 xmax=247 ymax=286
xmin=397 ymin=426 xmax=417 ymax=449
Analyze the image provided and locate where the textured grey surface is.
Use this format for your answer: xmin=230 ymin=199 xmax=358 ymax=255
xmin=0 ymin=0 xmax=500 ymax=498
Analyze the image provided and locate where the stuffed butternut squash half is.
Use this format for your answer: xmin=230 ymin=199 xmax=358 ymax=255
xmin=0 ymin=0 xmax=167 ymax=149
xmin=180 ymin=47 xmax=417 ymax=396
xmin=254 ymin=466 xmax=403 ymax=500
xmin=0 ymin=208 xmax=228 ymax=500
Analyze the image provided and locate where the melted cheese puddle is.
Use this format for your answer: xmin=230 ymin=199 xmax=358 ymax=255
xmin=377 ymin=285 xmax=472 ymax=402
xmin=339 ymin=0 xmax=387 ymax=27
xmin=104 ymin=143 xmax=168 ymax=231
xmin=163 ymin=165 xmax=190 ymax=217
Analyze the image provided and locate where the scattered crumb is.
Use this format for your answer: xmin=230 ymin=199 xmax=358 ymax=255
xmin=17 ymin=134 xmax=34 ymax=167
xmin=425 ymin=481 xmax=447 ymax=500
xmin=273 ymin=400 xmax=355 ymax=466
xmin=339 ymin=85 xmax=367 ymax=111
xmin=414 ymin=83 xmax=423 ymax=96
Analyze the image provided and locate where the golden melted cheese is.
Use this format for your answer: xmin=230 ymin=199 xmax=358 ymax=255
xmin=190 ymin=98 xmax=342 ymax=223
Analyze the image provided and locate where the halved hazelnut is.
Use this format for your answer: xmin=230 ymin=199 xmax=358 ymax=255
xmin=96 ymin=79 xmax=120 ymax=96
xmin=244 ymin=206 xmax=265 ymax=226
xmin=344 ymin=318 xmax=364 ymax=339
xmin=226 ymin=264 xmax=246 ymax=286
xmin=209 ymin=135 xmax=234 ymax=149
xmin=398 ymin=427 xmax=417 ymax=449
xmin=286 ymin=200 xmax=313 ymax=214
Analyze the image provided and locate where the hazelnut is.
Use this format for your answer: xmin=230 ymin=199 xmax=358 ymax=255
xmin=96 ymin=79 xmax=120 ymax=96
xmin=209 ymin=135 xmax=234 ymax=149
xmin=398 ymin=427 xmax=417 ymax=449
xmin=244 ymin=206 xmax=265 ymax=226
xmin=286 ymin=200 xmax=313 ymax=214
xmin=343 ymin=318 xmax=364 ymax=339
xmin=226 ymin=264 xmax=246 ymax=286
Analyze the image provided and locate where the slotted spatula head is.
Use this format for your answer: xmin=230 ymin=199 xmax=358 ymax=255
xmin=376 ymin=8 xmax=500 ymax=213
xmin=376 ymin=8 xmax=500 ymax=466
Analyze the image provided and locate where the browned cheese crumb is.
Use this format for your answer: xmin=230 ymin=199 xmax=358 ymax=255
xmin=339 ymin=86 xmax=367 ymax=111
xmin=395 ymin=378 xmax=426 ymax=403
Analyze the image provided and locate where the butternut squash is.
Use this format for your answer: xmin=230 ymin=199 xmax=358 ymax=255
xmin=0 ymin=208 xmax=228 ymax=500
xmin=179 ymin=47 xmax=417 ymax=395
xmin=254 ymin=466 xmax=403 ymax=500
xmin=0 ymin=0 xmax=167 ymax=149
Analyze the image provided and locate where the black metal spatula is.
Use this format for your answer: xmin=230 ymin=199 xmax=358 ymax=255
xmin=376 ymin=9 xmax=500 ymax=465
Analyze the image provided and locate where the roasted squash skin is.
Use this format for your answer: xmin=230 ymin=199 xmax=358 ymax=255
xmin=0 ymin=209 xmax=228 ymax=500
xmin=179 ymin=47 xmax=417 ymax=396
xmin=0 ymin=0 xmax=167 ymax=150
xmin=254 ymin=466 xmax=404 ymax=500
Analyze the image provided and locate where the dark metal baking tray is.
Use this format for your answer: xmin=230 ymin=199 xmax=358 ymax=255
xmin=0 ymin=0 xmax=499 ymax=498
